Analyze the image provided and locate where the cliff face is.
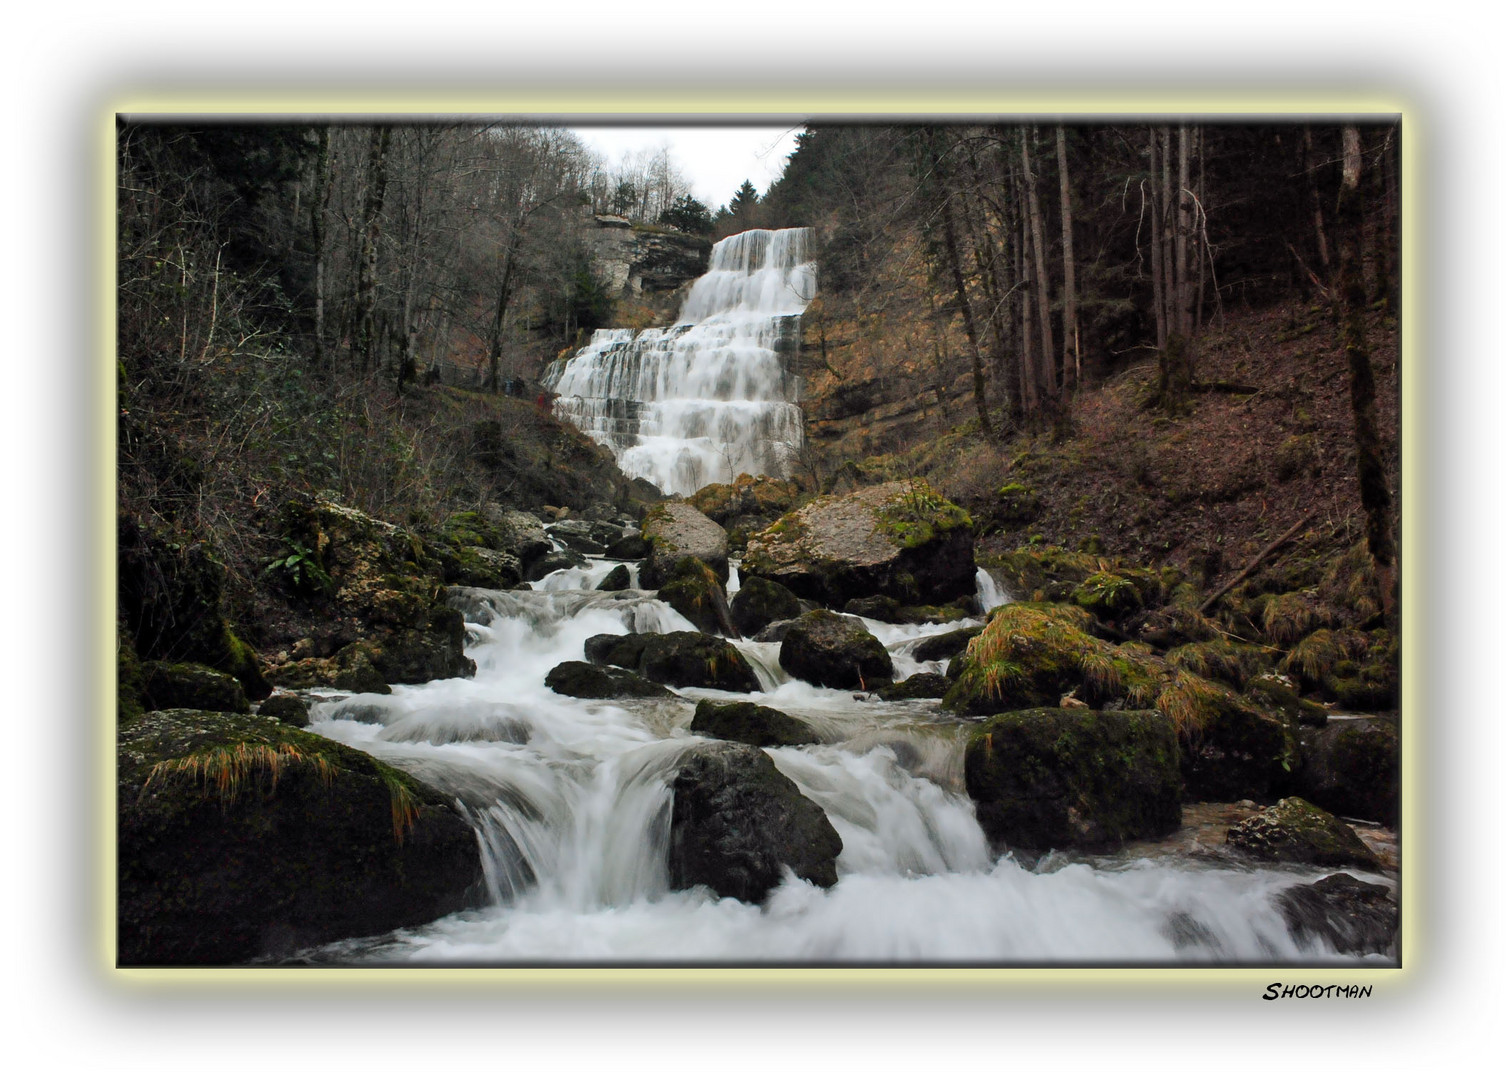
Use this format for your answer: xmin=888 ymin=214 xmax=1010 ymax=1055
xmin=585 ymin=214 xmax=711 ymax=323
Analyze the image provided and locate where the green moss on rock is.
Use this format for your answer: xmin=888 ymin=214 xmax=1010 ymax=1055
xmin=964 ymin=708 xmax=1182 ymax=851
xmin=117 ymin=709 xmax=479 ymax=964
xmin=1226 ymin=797 xmax=1380 ymax=869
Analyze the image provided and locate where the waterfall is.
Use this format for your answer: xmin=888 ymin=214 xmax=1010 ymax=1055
xmin=542 ymin=227 xmax=814 ymax=496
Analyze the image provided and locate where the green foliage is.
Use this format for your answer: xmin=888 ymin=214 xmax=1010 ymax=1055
xmin=875 ymin=480 xmax=972 ymax=548
xmin=263 ymin=539 xmax=333 ymax=596
xmin=659 ymin=194 xmax=714 ymax=235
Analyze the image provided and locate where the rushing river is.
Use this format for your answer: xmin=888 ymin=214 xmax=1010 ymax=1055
xmin=296 ymin=562 xmax=1396 ymax=965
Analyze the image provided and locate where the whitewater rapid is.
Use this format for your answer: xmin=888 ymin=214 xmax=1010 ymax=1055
xmin=298 ymin=569 xmax=1394 ymax=965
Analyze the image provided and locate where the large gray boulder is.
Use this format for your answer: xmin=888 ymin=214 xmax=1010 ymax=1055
xmin=667 ymin=742 xmax=842 ymax=902
xmin=117 ymin=709 xmax=479 ymax=964
xmin=741 ymin=480 xmax=975 ymax=609
xmin=640 ymin=502 xmax=730 ymax=589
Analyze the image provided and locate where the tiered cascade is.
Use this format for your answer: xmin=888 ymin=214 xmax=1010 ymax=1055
xmin=543 ymin=228 xmax=815 ymax=496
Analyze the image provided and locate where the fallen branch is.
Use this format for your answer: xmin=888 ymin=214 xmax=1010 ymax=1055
xmin=1197 ymin=513 xmax=1314 ymax=615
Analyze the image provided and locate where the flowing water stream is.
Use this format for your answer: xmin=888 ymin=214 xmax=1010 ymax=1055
xmin=296 ymin=565 xmax=1395 ymax=965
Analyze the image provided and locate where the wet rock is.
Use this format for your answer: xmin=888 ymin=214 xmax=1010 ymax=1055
xmin=547 ymin=519 xmax=608 ymax=555
xmin=584 ymin=631 xmax=760 ymax=693
xmin=964 ymin=708 xmax=1182 ymax=851
xmin=256 ymin=692 xmax=310 ymax=727
xmin=492 ymin=510 xmax=552 ymax=567
xmin=844 ymin=595 xmax=899 ymax=622
xmin=691 ymin=700 xmax=816 ymax=747
xmin=1275 ymin=873 xmax=1398 ymax=957
xmin=741 ymin=480 xmax=975 ymax=609
xmin=1178 ymin=695 xmax=1295 ymax=804
xmin=141 ymin=661 xmax=251 ymax=714
xmin=544 ymin=660 xmax=676 ymax=699
xmin=752 ymin=619 xmax=797 ymax=643
xmin=876 ymin=673 xmax=953 ymax=700
xmin=778 ymin=610 xmax=893 ymax=691
xmin=729 ymin=575 xmax=802 ymax=638
xmin=1297 ymin=717 xmax=1400 ymax=825
xmin=1225 ymin=797 xmax=1380 ymax=869
xmin=911 ymin=625 xmax=982 ymax=663
xmin=667 ymin=742 xmax=841 ymax=902
xmin=595 ymin=564 xmax=632 ymax=591
xmin=655 ymin=557 xmax=737 ymax=636
xmin=603 ymin=534 xmax=650 ymax=560
xmin=525 ymin=549 xmax=588 ymax=581
xmin=639 ymin=501 xmax=730 ymax=590
xmin=117 ymin=709 xmax=479 ymax=964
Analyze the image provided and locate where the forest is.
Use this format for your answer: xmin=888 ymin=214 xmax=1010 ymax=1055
xmin=115 ymin=115 xmax=1402 ymax=968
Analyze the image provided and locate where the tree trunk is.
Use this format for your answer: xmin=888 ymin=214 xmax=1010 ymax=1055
xmin=355 ymin=125 xmax=392 ymax=372
xmin=931 ymin=136 xmax=992 ymax=439
xmin=1303 ymin=125 xmax=1332 ymax=277
xmin=1337 ymin=124 xmax=1396 ymax=615
xmin=1056 ymin=124 xmax=1078 ymax=394
xmin=1021 ymin=126 xmax=1057 ymax=405
xmin=1149 ymin=127 xmax=1167 ymax=353
xmin=310 ymin=126 xmax=331 ymax=370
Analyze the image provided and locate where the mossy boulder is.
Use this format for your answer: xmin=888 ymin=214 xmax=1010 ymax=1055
xmin=691 ymin=700 xmax=816 ymax=747
xmin=117 ymin=709 xmax=480 ymax=964
xmin=583 ymin=631 xmax=760 ymax=693
xmin=1298 ymin=717 xmax=1400 ymax=825
xmin=778 ymin=610 xmax=893 ymax=691
xmin=273 ymin=497 xmax=475 ymax=685
xmin=910 ymin=626 xmax=982 ymax=663
xmin=1072 ymin=569 xmax=1159 ymax=622
xmin=428 ymin=511 xmax=525 ymax=590
xmin=639 ymin=501 xmax=729 ymax=590
xmin=943 ymin=604 xmax=1124 ymax=716
xmin=741 ymin=480 xmax=975 ymax=609
xmin=1225 ymin=797 xmax=1380 ymax=869
xmin=267 ymin=640 xmax=392 ymax=696
xmin=667 ymin=742 xmax=841 ymax=903
xmin=1276 ymin=874 xmax=1398 ymax=956
xmin=544 ymin=660 xmax=676 ymax=700
xmin=843 ymin=594 xmax=900 ymax=622
xmin=656 ymin=557 xmax=737 ymax=636
xmin=687 ymin=474 xmax=801 ymax=529
xmin=257 ymin=693 xmax=311 ymax=727
xmin=603 ymin=534 xmax=650 ymax=560
xmin=1175 ymin=681 xmax=1297 ymax=803
xmin=1243 ymin=674 xmax=1329 ymax=726
xmin=729 ymin=575 xmax=803 ymax=637
xmin=141 ymin=661 xmax=250 ymax=714
xmin=595 ymin=564 xmax=633 ymax=591
xmin=525 ymin=549 xmax=589 ymax=581
xmin=964 ymin=709 xmax=1182 ymax=852
xmin=118 ymin=512 xmax=271 ymax=700
xmin=876 ymin=673 xmax=953 ymax=700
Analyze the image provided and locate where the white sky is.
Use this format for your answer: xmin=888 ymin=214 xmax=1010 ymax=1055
xmin=570 ymin=126 xmax=804 ymax=210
